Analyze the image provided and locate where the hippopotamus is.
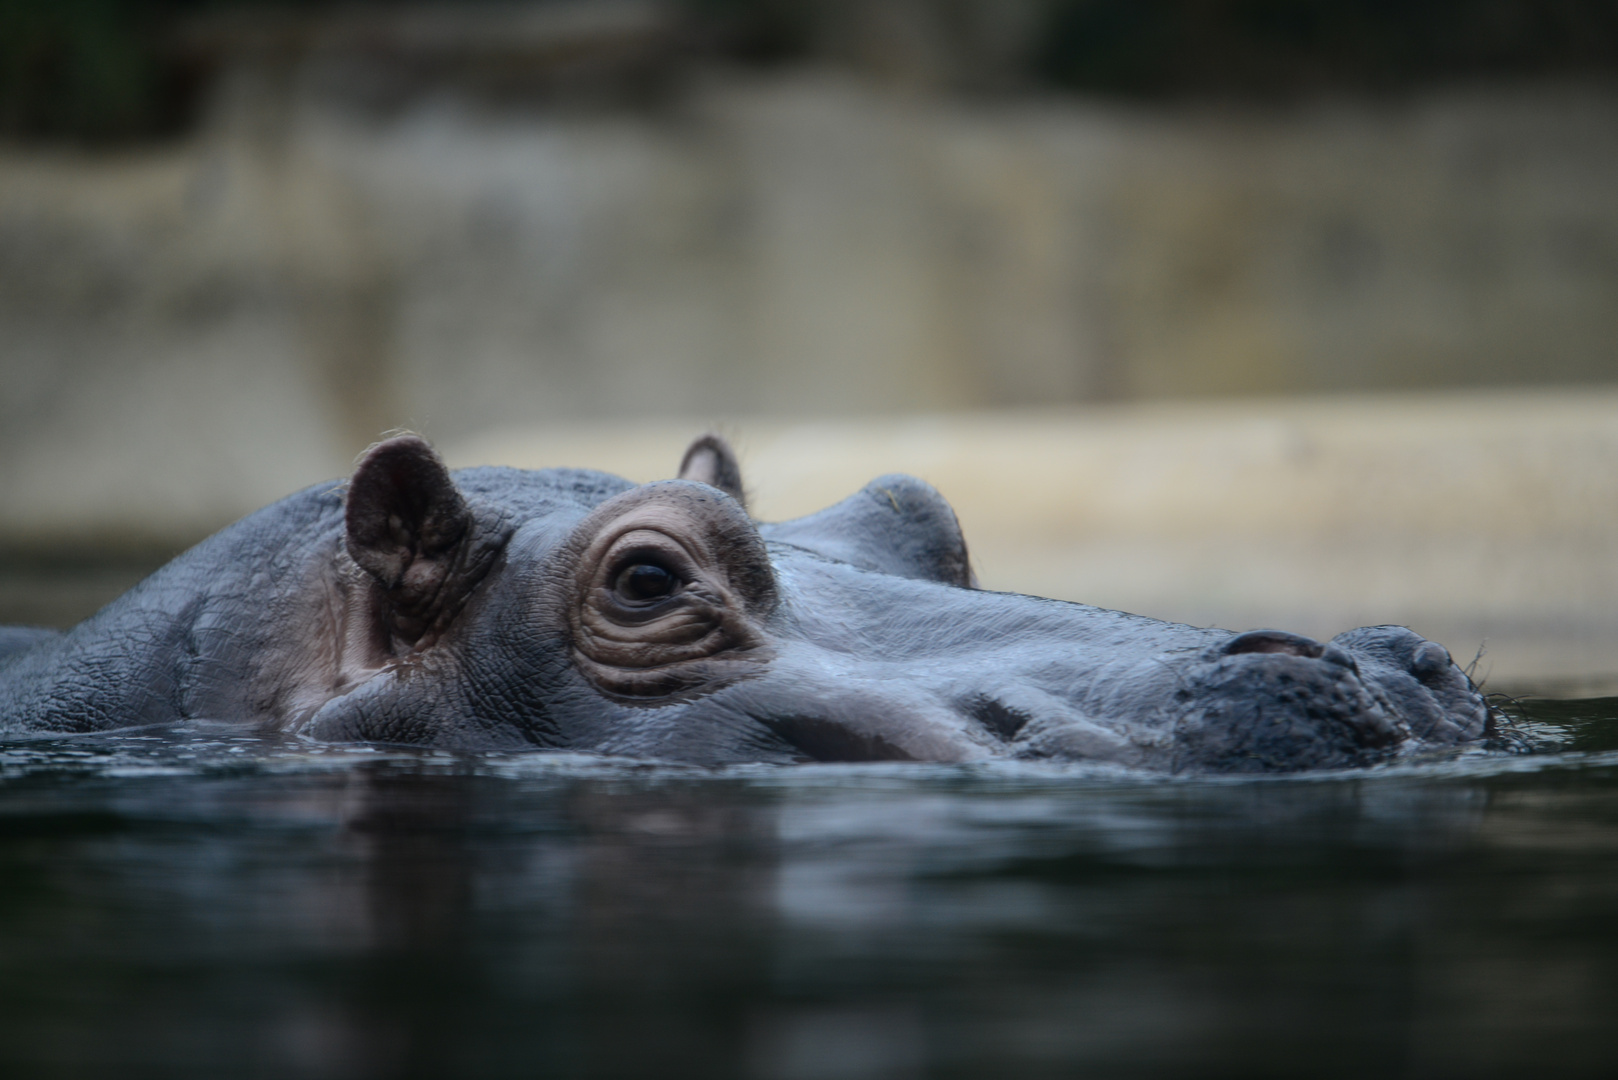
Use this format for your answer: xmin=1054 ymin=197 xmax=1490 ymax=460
xmin=0 ymin=433 xmax=1491 ymax=771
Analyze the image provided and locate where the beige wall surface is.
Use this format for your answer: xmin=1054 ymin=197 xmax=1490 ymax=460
xmin=2 ymin=75 xmax=1614 ymax=472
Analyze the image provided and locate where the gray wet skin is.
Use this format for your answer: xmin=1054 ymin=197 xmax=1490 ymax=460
xmin=0 ymin=434 xmax=1491 ymax=772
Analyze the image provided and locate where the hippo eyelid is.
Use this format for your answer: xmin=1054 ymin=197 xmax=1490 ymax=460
xmin=600 ymin=528 xmax=702 ymax=572
xmin=605 ymin=546 xmax=690 ymax=586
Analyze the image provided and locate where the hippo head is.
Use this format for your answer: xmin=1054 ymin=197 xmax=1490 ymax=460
xmin=299 ymin=434 xmax=1492 ymax=772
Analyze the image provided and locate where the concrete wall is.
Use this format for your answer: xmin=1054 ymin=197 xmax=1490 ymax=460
xmin=3 ymin=72 xmax=1616 ymax=545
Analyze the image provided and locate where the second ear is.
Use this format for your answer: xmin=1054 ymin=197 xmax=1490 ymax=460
xmin=677 ymin=434 xmax=746 ymax=510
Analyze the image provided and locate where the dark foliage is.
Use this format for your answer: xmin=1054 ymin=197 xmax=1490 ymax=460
xmin=0 ymin=0 xmax=207 ymax=142
xmin=1037 ymin=0 xmax=1618 ymax=98
xmin=4 ymin=0 xmax=1617 ymax=143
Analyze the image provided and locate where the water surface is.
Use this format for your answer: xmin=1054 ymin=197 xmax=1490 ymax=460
xmin=3 ymin=700 xmax=1617 ymax=1078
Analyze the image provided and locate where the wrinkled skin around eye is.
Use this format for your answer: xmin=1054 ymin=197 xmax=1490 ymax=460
xmin=564 ymin=484 xmax=776 ymax=699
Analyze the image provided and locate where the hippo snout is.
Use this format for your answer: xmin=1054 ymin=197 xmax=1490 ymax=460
xmin=1328 ymin=625 xmax=1491 ymax=745
xmin=1165 ymin=625 xmax=1489 ymax=772
xmin=1176 ymin=647 xmax=1404 ymax=772
xmin=742 ymin=621 xmax=1491 ymax=773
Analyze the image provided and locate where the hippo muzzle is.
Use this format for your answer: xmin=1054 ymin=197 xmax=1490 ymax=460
xmin=684 ymin=581 xmax=1490 ymax=773
xmin=1160 ymin=627 xmax=1488 ymax=772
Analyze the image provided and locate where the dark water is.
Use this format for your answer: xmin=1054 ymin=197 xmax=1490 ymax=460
xmin=3 ymin=703 xmax=1618 ymax=1079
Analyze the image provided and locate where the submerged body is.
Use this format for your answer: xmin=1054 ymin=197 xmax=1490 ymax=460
xmin=0 ymin=436 xmax=1490 ymax=771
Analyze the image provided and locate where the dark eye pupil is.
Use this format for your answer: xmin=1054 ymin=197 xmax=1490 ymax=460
xmin=618 ymin=564 xmax=677 ymax=601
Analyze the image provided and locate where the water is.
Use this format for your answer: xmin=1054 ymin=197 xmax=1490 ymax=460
xmin=3 ymin=702 xmax=1618 ymax=1078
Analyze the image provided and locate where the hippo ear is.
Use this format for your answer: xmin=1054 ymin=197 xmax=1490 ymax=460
xmin=346 ymin=435 xmax=504 ymax=647
xmin=677 ymin=433 xmax=746 ymax=510
xmin=759 ymin=474 xmax=976 ymax=588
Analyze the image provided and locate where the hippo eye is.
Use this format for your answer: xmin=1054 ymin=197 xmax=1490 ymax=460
xmin=614 ymin=563 xmax=679 ymax=603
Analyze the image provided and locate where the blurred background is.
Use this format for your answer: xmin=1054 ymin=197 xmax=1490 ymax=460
xmin=1 ymin=0 xmax=1615 ymax=690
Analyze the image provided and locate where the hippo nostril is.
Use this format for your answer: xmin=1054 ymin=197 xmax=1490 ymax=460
xmin=1222 ymin=629 xmax=1326 ymax=660
xmin=1410 ymin=641 xmax=1453 ymax=680
xmin=965 ymin=697 xmax=1032 ymax=741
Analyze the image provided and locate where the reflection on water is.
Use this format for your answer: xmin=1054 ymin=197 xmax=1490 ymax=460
xmin=3 ymin=702 xmax=1618 ymax=1077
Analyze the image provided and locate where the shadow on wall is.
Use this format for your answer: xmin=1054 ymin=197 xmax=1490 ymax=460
xmin=7 ymin=1 xmax=1618 ymax=140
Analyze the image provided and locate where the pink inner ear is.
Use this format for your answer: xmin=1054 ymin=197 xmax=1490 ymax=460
xmin=681 ymin=447 xmax=720 ymax=483
xmin=676 ymin=434 xmax=746 ymax=509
